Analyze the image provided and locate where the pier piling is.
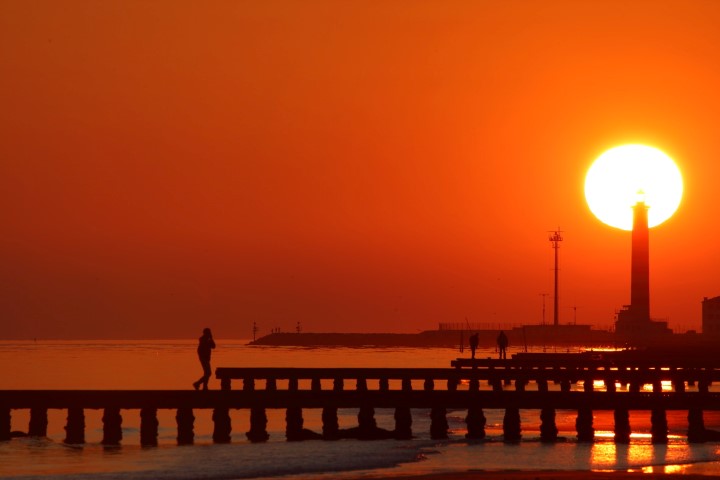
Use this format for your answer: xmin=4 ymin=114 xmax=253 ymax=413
xmin=614 ymin=408 xmax=631 ymax=444
xmin=503 ymin=407 xmax=521 ymax=442
xmin=246 ymin=407 xmax=268 ymax=443
xmin=576 ymin=408 xmax=594 ymax=442
xmin=465 ymin=406 xmax=486 ymax=439
xmin=322 ymin=407 xmax=340 ymax=440
xmin=101 ymin=407 xmax=122 ymax=445
xmin=394 ymin=407 xmax=412 ymax=439
xmin=651 ymin=408 xmax=668 ymax=444
xmin=212 ymin=407 xmax=232 ymax=443
xmin=0 ymin=408 xmax=10 ymax=441
xmin=140 ymin=407 xmax=159 ymax=446
xmin=285 ymin=407 xmax=304 ymax=441
xmin=64 ymin=407 xmax=85 ymax=444
xmin=176 ymin=407 xmax=195 ymax=445
xmin=28 ymin=407 xmax=48 ymax=437
xmin=430 ymin=407 xmax=449 ymax=439
xmin=539 ymin=408 xmax=558 ymax=442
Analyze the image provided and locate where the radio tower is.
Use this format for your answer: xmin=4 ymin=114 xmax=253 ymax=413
xmin=549 ymin=229 xmax=563 ymax=327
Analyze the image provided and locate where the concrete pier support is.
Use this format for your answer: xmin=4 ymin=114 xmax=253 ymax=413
xmin=140 ymin=407 xmax=159 ymax=446
xmin=0 ymin=408 xmax=10 ymax=441
xmin=537 ymin=379 xmax=548 ymax=392
xmin=176 ymin=408 xmax=195 ymax=445
xmin=540 ymin=408 xmax=558 ymax=442
xmin=652 ymin=379 xmax=662 ymax=394
xmin=614 ymin=408 xmax=631 ymax=444
xmin=576 ymin=408 xmax=594 ymax=442
xmin=394 ymin=407 xmax=412 ymax=439
xmin=246 ymin=408 xmax=269 ymax=443
xmin=503 ymin=407 xmax=521 ymax=442
xmin=212 ymin=407 xmax=232 ymax=443
xmin=322 ymin=407 xmax=340 ymax=440
xmin=424 ymin=378 xmax=434 ymax=391
xmin=29 ymin=407 xmax=48 ymax=437
xmin=673 ymin=378 xmax=685 ymax=393
xmin=430 ymin=407 xmax=449 ymax=440
xmin=358 ymin=406 xmax=377 ymax=439
xmin=286 ymin=407 xmax=321 ymax=440
xmin=465 ymin=406 xmax=486 ymax=439
xmin=101 ymin=407 xmax=123 ymax=445
xmin=285 ymin=407 xmax=304 ymax=441
xmin=688 ymin=408 xmax=706 ymax=443
xmin=605 ymin=377 xmax=616 ymax=393
xmin=243 ymin=377 xmax=255 ymax=391
xmin=64 ymin=407 xmax=85 ymax=444
xmin=651 ymin=408 xmax=668 ymax=444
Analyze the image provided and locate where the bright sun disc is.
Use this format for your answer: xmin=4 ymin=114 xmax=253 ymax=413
xmin=584 ymin=145 xmax=683 ymax=230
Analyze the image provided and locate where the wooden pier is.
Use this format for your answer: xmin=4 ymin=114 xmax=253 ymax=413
xmin=3 ymin=356 xmax=720 ymax=446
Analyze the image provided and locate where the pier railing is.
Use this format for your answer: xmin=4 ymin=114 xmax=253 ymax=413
xmin=3 ymin=360 xmax=720 ymax=446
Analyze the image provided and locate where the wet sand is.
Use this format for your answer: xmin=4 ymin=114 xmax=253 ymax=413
xmin=357 ymin=472 xmax=720 ymax=480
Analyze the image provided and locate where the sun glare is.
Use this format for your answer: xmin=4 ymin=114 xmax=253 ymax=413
xmin=584 ymin=145 xmax=683 ymax=230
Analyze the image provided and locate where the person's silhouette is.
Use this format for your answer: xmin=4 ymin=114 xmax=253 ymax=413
xmin=469 ymin=333 xmax=479 ymax=359
xmin=193 ymin=328 xmax=216 ymax=391
xmin=496 ymin=330 xmax=508 ymax=360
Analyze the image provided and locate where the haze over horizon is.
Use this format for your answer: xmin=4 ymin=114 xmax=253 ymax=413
xmin=3 ymin=1 xmax=720 ymax=340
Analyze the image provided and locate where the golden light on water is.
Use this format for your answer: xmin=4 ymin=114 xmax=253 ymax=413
xmin=585 ymin=145 xmax=683 ymax=230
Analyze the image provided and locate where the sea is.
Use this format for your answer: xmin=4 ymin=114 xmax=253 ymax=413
xmin=2 ymin=340 xmax=720 ymax=479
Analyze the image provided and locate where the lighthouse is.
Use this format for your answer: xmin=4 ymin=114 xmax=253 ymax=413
xmin=615 ymin=198 xmax=671 ymax=339
xmin=629 ymin=200 xmax=650 ymax=323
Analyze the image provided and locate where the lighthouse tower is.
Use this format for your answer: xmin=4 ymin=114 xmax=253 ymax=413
xmin=615 ymin=199 xmax=671 ymax=339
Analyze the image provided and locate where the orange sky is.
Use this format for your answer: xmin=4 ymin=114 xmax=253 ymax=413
xmin=2 ymin=1 xmax=720 ymax=339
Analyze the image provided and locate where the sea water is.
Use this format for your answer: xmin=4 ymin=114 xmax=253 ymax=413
xmin=2 ymin=340 xmax=720 ymax=479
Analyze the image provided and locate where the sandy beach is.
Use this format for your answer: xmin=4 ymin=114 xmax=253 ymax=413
xmin=357 ymin=472 xmax=720 ymax=480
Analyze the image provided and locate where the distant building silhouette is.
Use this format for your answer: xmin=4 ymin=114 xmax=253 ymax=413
xmin=702 ymin=296 xmax=720 ymax=335
xmin=615 ymin=200 xmax=672 ymax=339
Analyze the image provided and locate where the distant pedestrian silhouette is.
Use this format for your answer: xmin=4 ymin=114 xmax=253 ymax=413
xmin=193 ymin=328 xmax=216 ymax=391
xmin=469 ymin=333 xmax=479 ymax=359
xmin=497 ymin=330 xmax=508 ymax=360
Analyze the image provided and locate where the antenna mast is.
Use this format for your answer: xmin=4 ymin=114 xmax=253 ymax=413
xmin=549 ymin=229 xmax=563 ymax=327
xmin=539 ymin=293 xmax=549 ymax=325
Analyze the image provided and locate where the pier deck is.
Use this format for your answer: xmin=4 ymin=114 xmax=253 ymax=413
xmin=3 ymin=358 xmax=720 ymax=445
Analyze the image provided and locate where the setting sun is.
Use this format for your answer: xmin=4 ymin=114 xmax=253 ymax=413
xmin=584 ymin=145 xmax=683 ymax=230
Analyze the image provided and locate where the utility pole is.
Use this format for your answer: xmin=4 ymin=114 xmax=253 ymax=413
xmin=549 ymin=229 xmax=563 ymax=327
xmin=252 ymin=322 xmax=258 ymax=341
xmin=539 ymin=293 xmax=549 ymax=325
xmin=569 ymin=305 xmax=581 ymax=325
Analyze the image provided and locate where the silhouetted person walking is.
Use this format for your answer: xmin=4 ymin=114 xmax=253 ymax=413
xmin=193 ymin=328 xmax=216 ymax=391
xmin=469 ymin=333 xmax=479 ymax=359
xmin=497 ymin=330 xmax=508 ymax=360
